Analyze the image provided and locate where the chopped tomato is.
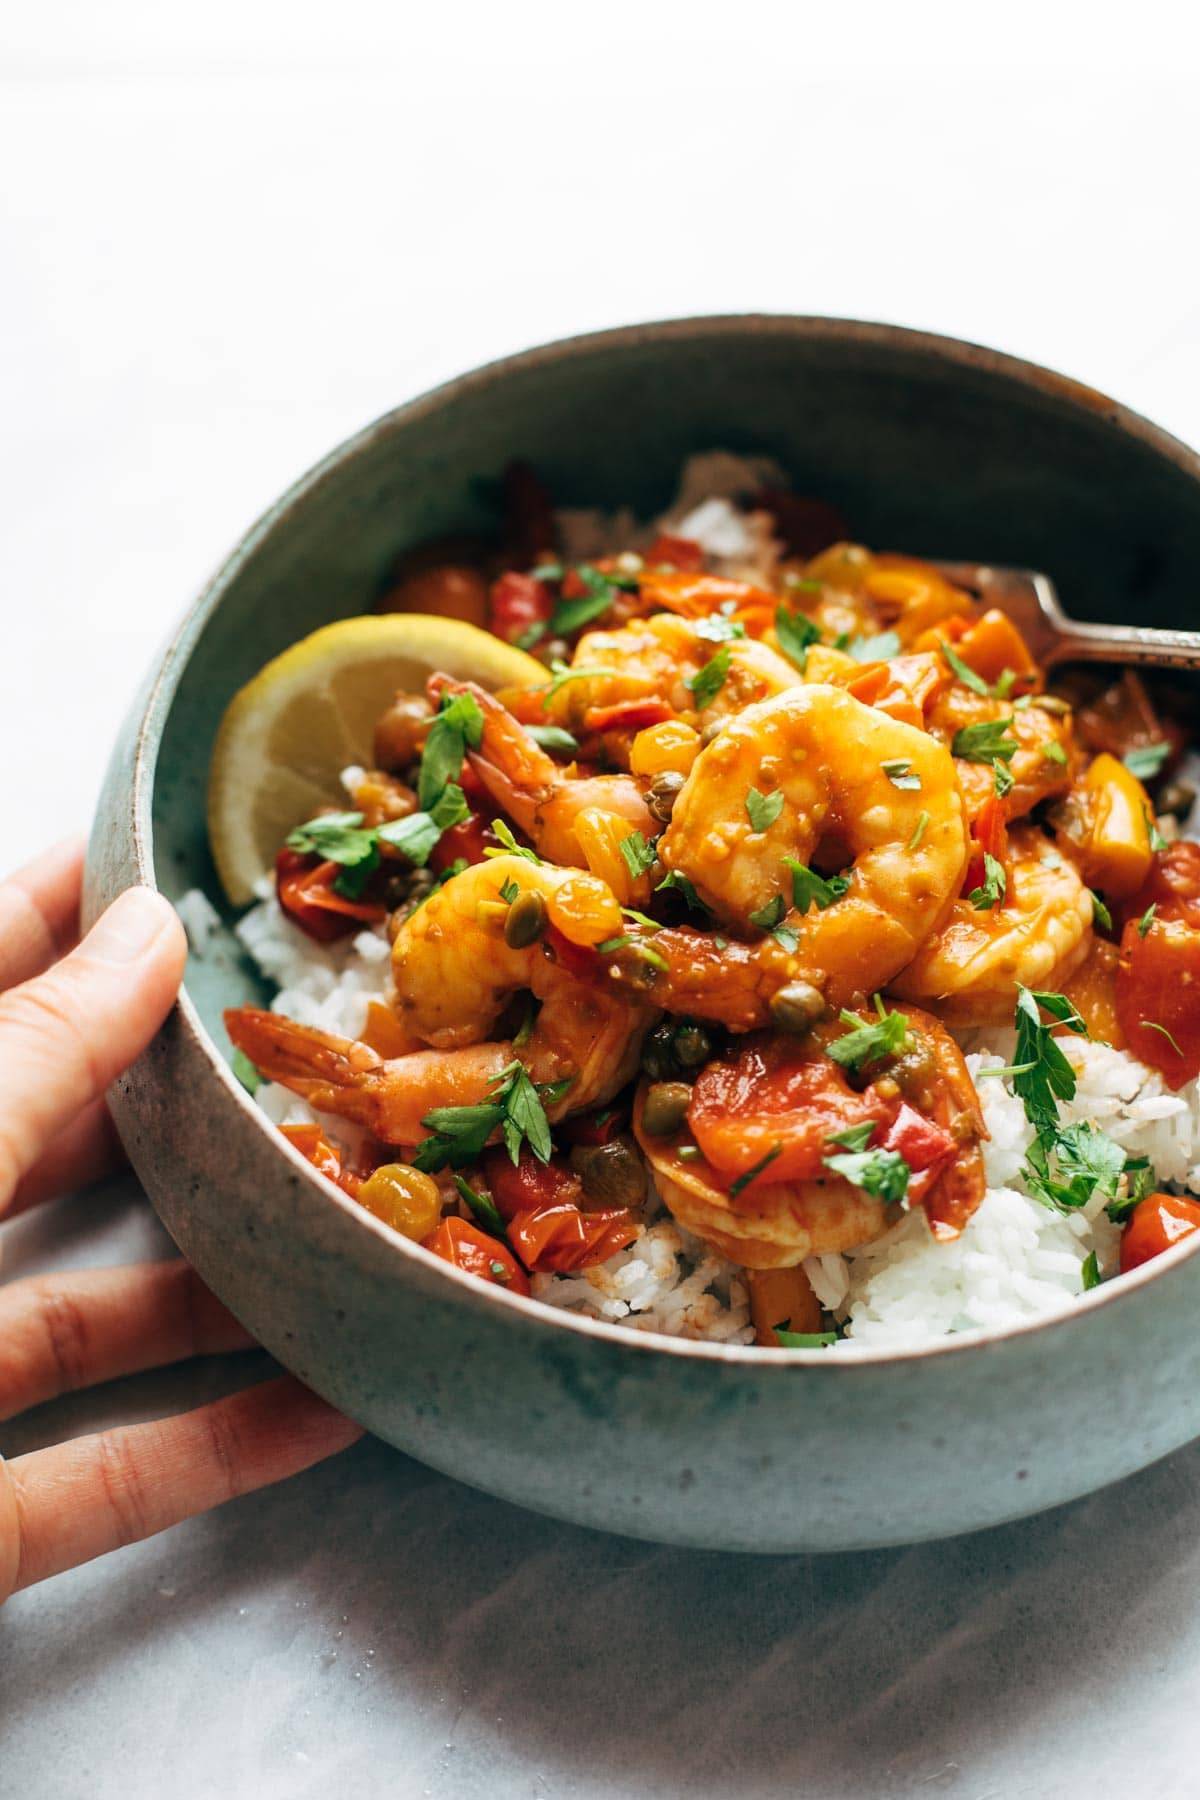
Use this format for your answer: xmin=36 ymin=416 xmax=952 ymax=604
xmin=481 ymin=1147 xmax=582 ymax=1221
xmin=430 ymin=811 xmax=498 ymax=872
xmin=561 ymin=1105 xmax=628 ymax=1147
xmin=583 ymin=697 xmax=676 ymax=734
xmin=963 ymin=795 xmax=1009 ymax=895
xmin=637 ymin=570 xmax=776 ymax=631
xmin=1115 ymin=914 xmax=1200 ymax=1089
xmin=1117 ymin=839 xmax=1200 ymax=931
xmin=420 ymin=1216 xmax=531 ymax=1295
xmin=845 ymin=652 xmax=946 ymax=731
xmin=489 ymin=570 xmax=554 ymax=644
xmin=948 ymin=609 xmax=1038 ymax=690
xmin=545 ymin=923 xmax=604 ymax=982
xmin=688 ymin=1037 xmax=897 ymax=1187
xmin=275 ymin=848 xmax=387 ymax=942
xmin=879 ymin=1102 xmax=957 ymax=1203
xmin=508 ymin=1201 xmax=638 ymax=1273
xmin=645 ymin=532 xmax=705 ymax=571
xmin=280 ymin=1122 xmax=362 ymax=1197
xmin=1119 ymin=1192 xmax=1200 ymax=1273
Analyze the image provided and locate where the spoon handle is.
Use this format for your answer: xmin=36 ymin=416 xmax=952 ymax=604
xmin=1044 ymin=620 xmax=1200 ymax=672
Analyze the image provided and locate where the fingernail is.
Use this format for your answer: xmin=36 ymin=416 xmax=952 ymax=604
xmin=87 ymin=886 xmax=168 ymax=964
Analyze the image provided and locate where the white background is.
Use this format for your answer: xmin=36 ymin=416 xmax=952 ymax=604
xmin=4 ymin=7 xmax=1200 ymax=1796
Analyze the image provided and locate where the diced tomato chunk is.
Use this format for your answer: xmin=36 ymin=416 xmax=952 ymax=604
xmin=508 ymin=1201 xmax=638 ymax=1273
xmin=280 ymin=1122 xmax=362 ymax=1197
xmin=583 ymin=698 xmax=675 ymax=734
xmin=481 ymin=1147 xmax=582 ymax=1221
xmin=1115 ymin=914 xmax=1200 ymax=1089
xmin=645 ymin=532 xmax=705 ymax=571
xmin=275 ymin=848 xmax=386 ymax=942
xmin=429 ymin=812 xmax=498 ymax=871
xmin=489 ymin=570 xmax=554 ymax=644
xmin=962 ymin=795 xmax=1009 ymax=895
xmin=561 ymin=1106 xmax=628 ymax=1146
xmin=1120 ymin=1192 xmax=1200 ymax=1273
xmin=420 ymin=1216 xmax=531 ymax=1295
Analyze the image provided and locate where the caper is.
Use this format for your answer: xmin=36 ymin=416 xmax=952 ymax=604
xmin=673 ymin=1022 xmax=712 ymax=1068
xmin=504 ymin=889 xmax=547 ymax=949
xmin=647 ymin=770 xmax=686 ymax=823
xmin=768 ymin=980 xmax=826 ymax=1034
xmin=700 ymin=719 xmax=725 ymax=746
xmin=641 ymin=1080 xmax=693 ymax=1137
xmin=1158 ymin=779 xmax=1196 ymax=820
xmin=571 ymin=1139 xmax=647 ymax=1209
xmin=640 ymin=1020 xmax=680 ymax=1080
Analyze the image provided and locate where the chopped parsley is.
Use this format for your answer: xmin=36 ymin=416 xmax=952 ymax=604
xmin=1011 ymin=986 xmax=1085 ymax=1134
xmin=881 ymin=758 xmax=921 ymax=791
xmin=1041 ymin=740 xmax=1069 ymax=767
xmin=729 ymin=1143 xmax=783 ymax=1197
xmin=967 ymin=851 xmax=1007 ymax=912
xmin=527 ymin=723 xmax=580 ymax=755
xmin=483 ymin=819 xmax=542 ymax=863
xmin=539 ymin=659 xmax=624 ymax=705
xmin=499 ymin=876 xmax=520 ymax=904
xmin=519 ymin=564 xmax=623 ymax=646
xmin=1106 ymin=1155 xmax=1157 ymax=1223
xmin=418 ymin=692 xmax=484 ymax=810
xmin=377 ymin=784 xmax=470 ymax=867
xmin=1081 ymin=1251 xmax=1101 ymax=1291
xmin=826 ymin=995 xmax=910 ymax=1072
xmin=1144 ymin=805 xmax=1169 ymax=853
xmin=618 ymin=830 xmax=659 ymax=880
xmin=687 ymin=646 xmax=732 ymax=709
xmin=748 ymin=893 xmax=786 ymax=933
xmin=940 ymin=640 xmax=992 ymax=697
xmin=908 ymin=810 xmax=930 ymax=850
xmin=286 ymin=810 xmax=381 ymax=897
xmin=1124 ymin=741 xmax=1170 ymax=780
xmin=823 ymin=1145 xmax=911 ymax=1204
xmin=1137 ymin=903 xmax=1157 ymax=938
xmin=993 ymin=760 xmax=1015 ymax=798
xmin=825 ymin=1121 xmax=877 ymax=1153
xmin=785 ymin=856 xmax=849 ymax=913
xmin=1090 ymin=890 xmax=1113 ymax=932
xmin=745 ymin=787 xmax=784 ymax=832
xmin=231 ymin=1048 xmax=261 ymax=1095
xmin=1023 ymin=1120 xmax=1125 ymax=1214
xmin=412 ymin=1061 xmax=571 ymax=1172
xmin=452 ymin=1171 xmax=507 ymax=1237
xmin=771 ymin=923 xmax=800 ymax=952
xmin=695 ymin=614 xmax=746 ymax=643
xmin=1142 ymin=1018 xmax=1184 ymax=1057
xmin=774 ymin=604 xmax=823 ymax=671
xmin=775 ymin=1330 xmax=839 ymax=1349
xmin=951 ymin=716 xmax=1019 ymax=766
xmin=849 ymin=630 xmax=901 ymax=662
xmin=655 ymin=869 xmax=710 ymax=914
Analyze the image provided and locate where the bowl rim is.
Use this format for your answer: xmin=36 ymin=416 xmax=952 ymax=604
xmin=130 ymin=310 xmax=1200 ymax=1371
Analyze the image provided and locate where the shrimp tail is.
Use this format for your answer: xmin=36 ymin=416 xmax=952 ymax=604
xmin=225 ymin=1008 xmax=386 ymax=1126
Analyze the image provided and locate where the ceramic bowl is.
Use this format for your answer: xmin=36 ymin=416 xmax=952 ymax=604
xmin=85 ymin=317 xmax=1200 ymax=1553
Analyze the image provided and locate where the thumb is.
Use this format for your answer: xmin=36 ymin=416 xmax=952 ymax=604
xmin=0 ymin=887 xmax=186 ymax=1213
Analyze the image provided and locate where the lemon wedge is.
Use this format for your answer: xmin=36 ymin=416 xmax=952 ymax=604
xmin=207 ymin=613 xmax=546 ymax=906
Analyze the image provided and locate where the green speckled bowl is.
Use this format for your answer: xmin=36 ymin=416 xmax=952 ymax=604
xmin=84 ymin=317 xmax=1200 ymax=1552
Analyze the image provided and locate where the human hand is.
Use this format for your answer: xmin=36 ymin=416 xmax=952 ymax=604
xmin=0 ymin=840 xmax=362 ymax=1601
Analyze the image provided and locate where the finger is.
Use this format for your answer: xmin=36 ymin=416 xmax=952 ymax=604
xmin=0 ymin=887 xmax=187 ymax=1217
xmin=0 ymin=839 xmax=85 ymax=993
xmin=1 ymin=1376 xmax=365 ymax=1596
xmin=0 ymin=1261 xmax=255 ymax=1422
xmin=5 ymin=1098 xmax=123 ymax=1218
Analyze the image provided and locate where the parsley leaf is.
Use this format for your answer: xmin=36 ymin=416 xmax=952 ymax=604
xmin=687 ymin=646 xmax=732 ymax=709
xmin=695 ymin=615 xmax=747 ymax=643
xmin=785 ymin=856 xmax=849 ymax=913
xmin=412 ymin=1060 xmax=569 ymax=1173
xmin=1090 ymin=890 xmax=1113 ymax=932
xmin=881 ymin=758 xmax=921 ymax=791
xmin=826 ymin=996 xmax=910 ymax=1072
xmin=231 ymin=1048 xmax=261 ymax=1095
xmin=940 ymin=640 xmax=992 ymax=697
xmin=618 ymin=830 xmax=659 ymax=880
xmin=1124 ymin=742 xmax=1169 ymax=780
xmin=908 ymin=810 xmax=930 ymax=850
xmin=1106 ymin=1155 xmax=1157 ymax=1222
xmin=746 ymin=787 xmax=784 ymax=832
xmin=418 ymin=692 xmax=484 ymax=810
xmin=1011 ymin=986 xmax=1083 ymax=1133
xmin=483 ymin=819 xmax=542 ymax=863
xmin=1143 ymin=804 xmax=1168 ymax=853
xmin=539 ymin=659 xmax=624 ymax=705
xmin=729 ymin=1143 xmax=783 ymax=1197
xmin=1023 ymin=1120 xmax=1125 ymax=1214
xmin=453 ymin=1172 xmax=507 ymax=1237
xmin=774 ymin=605 xmax=822 ymax=671
xmin=825 ymin=1121 xmax=877 ymax=1152
xmin=993 ymin=760 xmax=1015 ymax=798
xmin=748 ymin=893 xmax=786 ymax=933
xmin=286 ymin=811 xmax=381 ymax=897
xmin=655 ymin=869 xmax=711 ymax=914
xmin=775 ymin=1330 xmax=839 ymax=1349
xmin=377 ymin=783 xmax=469 ymax=867
xmin=823 ymin=1146 xmax=910 ymax=1203
xmin=951 ymin=717 xmax=1019 ymax=765
xmin=1041 ymin=740 xmax=1068 ymax=767
xmin=528 ymin=724 xmax=580 ymax=755
xmin=1138 ymin=903 xmax=1157 ymax=938
xmin=499 ymin=877 xmax=520 ymax=904
xmin=1081 ymin=1250 xmax=1101 ymax=1291
xmin=967 ymin=851 xmax=1007 ymax=911
xmin=772 ymin=923 xmax=800 ymax=952
xmin=849 ymin=630 xmax=901 ymax=662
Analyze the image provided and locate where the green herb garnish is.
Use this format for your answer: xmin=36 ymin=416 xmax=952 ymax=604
xmin=377 ymin=783 xmax=470 ymax=868
xmin=826 ymin=995 xmax=910 ymax=1072
xmin=1090 ymin=890 xmax=1113 ymax=932
xmin=775 ymin=1330 xmax=839 ymax=1349
xmin=824 ymin=1145 xmax=911 ymax=1204
xmin=619 ymin=830 xmax=659 ymax=880
xmin=940 ymin=640 xmax=991 ymax=697
xmin=881 ymin=759 xmax=921 ymax=791
xmin=1081 ymin=1251 xmax=1101 ymax=1291
xmin=745 ymin=787 xmax=784 ymax=832
xmin=785 ymin=856 xmax=850 ymax=913
xmin=967 ymin=852 xmax=1007 ymax=912
xmin=1138 ymin=903 xmax=1157 ymax=938
xmin=695 ymin=615 xmax=747 ymax=643
xmin=483 ymin=819 xmax=542 ymax=863
xmin=655 ymin=869 xmax=711 ymax=914
xmin=748 ymin=894 xmax=786 ymax=933
xmin=849 ymin=630 xmax=901 ymax=662
xmin=528 ymin=724 xmax=580 ymax=755
xmin=231 ymin=1049 xmax=261 ymax=1095
xmin=729 ymin=1143 xmax=783 ymax=1197
xmin=1142 ymin=1019 xmax=1184 ymax=1056
xmin=774 ymin=604 xmax=823 ymax=671
xmin=951 ymin=716 xmax=1019 ymax=766
xmin=687 ymin=646 xmax=733 ymax=709
xmin=453 ymin=1172 xmax=507 ymax=1237
xmin=1124 ymin=742 xmax=1170 ymax=780
xmin=418 ymin=692 xmax=484 ymax=810
xmin=908 ymin=810 xmax=930 ymax=850
xmin=825 ymin=1121 xmax=877 ymax=1152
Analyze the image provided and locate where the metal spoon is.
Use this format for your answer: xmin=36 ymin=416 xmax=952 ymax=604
xmin=933 ymin=562 xmax=1200 ymax=672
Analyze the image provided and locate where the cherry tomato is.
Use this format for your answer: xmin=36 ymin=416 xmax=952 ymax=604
xmin=645 ymin=532 xmax=705 ymax=571
xmin=583 ymin=698 xmax=676 ymax=734
xmin=429 ymin=811 xmax=498 ymax=872
xmin=420 ymin=1216 xmax=531 ymax=1296
xmin=488 ymin=571 xmax=554 ymax=644
xmin=1115 ymin=914 xmax=1200 ymax=1089
xmin=1117 ymin=839 xmax=1200 ymax=932
xmin=508 ymin=1201 xmax=638 ymax=1273
xmin=280 ymin=1122 xmax=361 ymax=1197
xmin=688 ymin=1037 xmax=896 ymax=1187
xmin=1120 ymin=1192 xmax=1200 ymax=1273
xmin=962 ymin=794 xmax=1009 ymax=895
xmin=275 ymin=849 xmax=387 ymax=942
xmin=481 ymin=1147 xmax=582 ymax=1221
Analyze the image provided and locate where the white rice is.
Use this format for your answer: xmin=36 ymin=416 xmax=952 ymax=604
xmin=193 ymin=452 xmax=1200 ymax=1352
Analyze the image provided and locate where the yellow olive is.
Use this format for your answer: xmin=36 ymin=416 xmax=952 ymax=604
xmin=357 ymin=1163 xmax=443 ymax=1240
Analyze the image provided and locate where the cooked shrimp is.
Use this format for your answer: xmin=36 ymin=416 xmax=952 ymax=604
xmin=889 ymin=827 xmax=1094 ymax=1024
xmin=442 ymin=678 xmax=655 ymax=866
xmin=226 ymin=856 xmax=655 ymax=1140
xmin=633 ymin=1007 xmax=985 ymax=1267
xmin=656 ymin=683 xmax=967 ymax=1007
xmin=927 ymin=686 xmax=1076 ymax=821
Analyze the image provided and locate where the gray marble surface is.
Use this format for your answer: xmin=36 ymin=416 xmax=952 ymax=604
xmin=4 ymin=1176 xmax=1200 ymax=1799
